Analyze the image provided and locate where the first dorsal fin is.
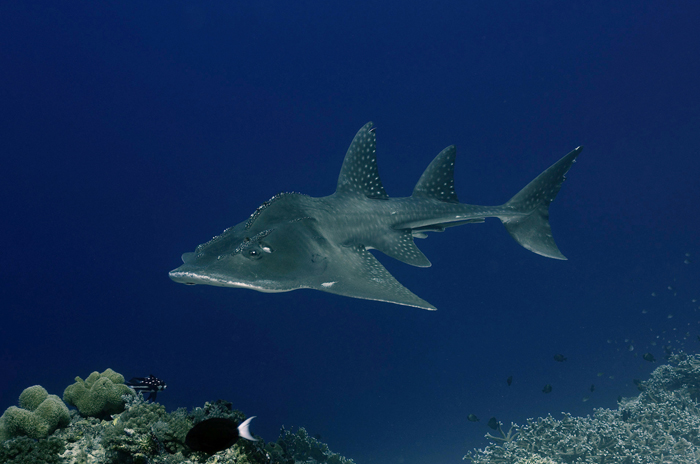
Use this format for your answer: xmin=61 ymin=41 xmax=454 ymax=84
xmin=411 ymin=145 xmax=459 ymax=203
xmin=335 ymin=122 xmax=389 ymax=199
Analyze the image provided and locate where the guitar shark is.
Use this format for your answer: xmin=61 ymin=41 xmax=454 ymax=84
xmin=169 ymin=122 xmax=581 ymax=310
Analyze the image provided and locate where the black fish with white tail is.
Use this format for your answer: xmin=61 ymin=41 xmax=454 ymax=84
xmin=185 ymin=416 xmax=257 ymax=454
xmin=170 ymin=122 xmax=581 ymax=310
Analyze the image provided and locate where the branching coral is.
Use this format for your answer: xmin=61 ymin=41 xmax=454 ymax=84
xmin=464 ymin=353 xmax=700 ymax=464
xmin=277 ymin=426 xmax=356 ymax=464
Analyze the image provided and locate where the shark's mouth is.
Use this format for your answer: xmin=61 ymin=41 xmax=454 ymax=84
xmin=168 ymin=269 xmax=291 ymax=293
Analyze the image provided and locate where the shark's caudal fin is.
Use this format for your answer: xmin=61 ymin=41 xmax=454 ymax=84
xmin=500 ymin=147 xmax=582 ymax=260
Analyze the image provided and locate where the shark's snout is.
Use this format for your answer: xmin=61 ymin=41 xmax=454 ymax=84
xmin=169 ymin=268 xmax=198 ymax=285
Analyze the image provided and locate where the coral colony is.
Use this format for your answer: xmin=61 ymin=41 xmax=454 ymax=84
xmin=4 ymin=355 xmax=700 ymax=462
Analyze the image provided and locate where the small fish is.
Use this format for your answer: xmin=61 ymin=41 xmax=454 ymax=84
xmin=487 ymin=417 xmax=500 ymax=430
xmin=542 ymin=384 xmax=552 ymax=394
xmin=590 ymin=384 xmax=595 ymax=392
xmin=126 ymin=375 xmax=167 ymax=401
xmin=642 ymin=353 xmax=656 ymax=362
xmin=185 ymin=417 xmax=257 ymax=454
xmin=506 ymin=376 xmax=513 ymax=386
xmin=633 ymin=379 xmax=646 ymax=391
xmin=467 ymin=414 xmax=479 ymax=422
xmin=553 ymin=354 xmax=567 ymax=362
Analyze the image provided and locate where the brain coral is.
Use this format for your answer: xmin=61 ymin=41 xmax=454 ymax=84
xmin=63 ymin=368 xmax=134 ymax=419
xmin=0 ymin=385 xmax=70 ymax=441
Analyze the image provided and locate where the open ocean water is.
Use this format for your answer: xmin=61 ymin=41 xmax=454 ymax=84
xmin=1 ymin=1 xmax=699 ymax=463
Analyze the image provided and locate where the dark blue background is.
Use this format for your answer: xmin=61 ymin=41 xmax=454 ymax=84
xmin=1 ymin=1 xmax=699 ymax=463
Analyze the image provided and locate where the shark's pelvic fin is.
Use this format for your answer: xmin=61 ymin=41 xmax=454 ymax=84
xmin=335 ymin=122 xmax=389 ymax=200
xmin=501 ymin=146 xmax=582 ymax=260
xmin=372 ymin=229 xmax=431 ymax=267
xmin=412 ymin=145 xmax=460 ymax=203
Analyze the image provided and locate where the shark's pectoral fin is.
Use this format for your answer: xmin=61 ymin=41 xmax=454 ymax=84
xmin=313 ymin=244 xmax=436 ymax=310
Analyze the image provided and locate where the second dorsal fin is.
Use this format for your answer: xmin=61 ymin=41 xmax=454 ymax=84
xmin=412 ymin=145 xmax=459 ymax=203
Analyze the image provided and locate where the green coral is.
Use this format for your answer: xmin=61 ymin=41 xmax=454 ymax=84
xmin=103 ymin=401 xmax=168 ymax=460
xmin=54 ymin=414 xmax=106 ymax=464
xmin=63 ymin=368 xmax=134 ymax=419
xmin=0 ymin=385 xmax=70 ymax=441
xmin=151 ymin=408 xmax=193 ymax=455
xmin=0 ymin=436 xmax=65 ymax=464
xmin=2 ymin=373 xmax=357 ymax=464
xmin=103 ymin=400 xmax=200 ymax=462
xmin=18 ymin=385 xmax=49 ymax=411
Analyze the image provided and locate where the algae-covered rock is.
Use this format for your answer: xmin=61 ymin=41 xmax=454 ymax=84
xmin=0 ymin=386 xmax=70 ymax=441
xmin=63 ymin=368 xmax=134 ymax=419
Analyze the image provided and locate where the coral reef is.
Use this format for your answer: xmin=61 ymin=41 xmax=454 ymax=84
xmin=63 ymin=368 xmax=134 ymax=419
xmin=464 ymin=352 xmax=700 ymax=463
xmin=0 ymin=385 xmax=70 ymax=441
xmin=1 ymin=370 xmax=356 ymax=464
xmin=0 ymin=436 xmax=65 ymax=464
xmin=7 ymin=355 xmax=700 ymax=463
xmin=277 ymin=426 xmax=355 ymax=464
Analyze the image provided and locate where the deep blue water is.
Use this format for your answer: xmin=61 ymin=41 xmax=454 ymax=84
xmin=1 ymin=1 xmax=699 ymax=463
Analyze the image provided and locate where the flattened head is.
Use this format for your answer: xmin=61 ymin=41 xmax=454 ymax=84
xmin=169 ymin=194 xmax=328 ymax=292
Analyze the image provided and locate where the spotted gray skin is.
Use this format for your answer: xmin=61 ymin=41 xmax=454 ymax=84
xmin=169 ymin=122 xmax=581 ymax=310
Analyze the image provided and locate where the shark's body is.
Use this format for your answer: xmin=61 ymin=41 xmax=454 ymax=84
xmin=170 ymin=122 xmax=581 ymax=310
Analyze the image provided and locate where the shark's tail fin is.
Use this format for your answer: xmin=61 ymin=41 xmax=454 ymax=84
xmin=500 ymin=147 xmax=582 ymax=260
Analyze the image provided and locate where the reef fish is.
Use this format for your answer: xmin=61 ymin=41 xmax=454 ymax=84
xmin=126 ymin=375 xmax=167 ymax=401
xmin=170 ymin=122 xmax=581 ymax=310
xmin=185 ymin=416 xmax=257 ymax=454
